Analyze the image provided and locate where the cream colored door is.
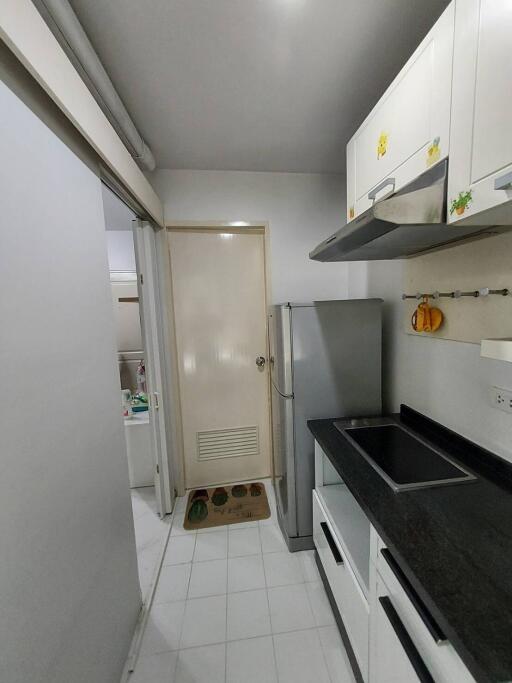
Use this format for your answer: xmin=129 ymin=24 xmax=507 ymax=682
xmin=168 ymin=229 xmax=270 ymax=489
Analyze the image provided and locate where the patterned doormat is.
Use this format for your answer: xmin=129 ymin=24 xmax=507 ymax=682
xmin=183 ymin=482 xmax=270 ymax=530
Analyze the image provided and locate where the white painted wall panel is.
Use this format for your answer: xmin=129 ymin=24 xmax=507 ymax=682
xmin=0 ymin=79 xmax=140 ymax=682
xmin=106 ymin=230 xmax=137 ymax=271
xmin=353 ymin=259 xmax=512 ymax=465
xmin=151 ymin=169 xmax=348 ymax=304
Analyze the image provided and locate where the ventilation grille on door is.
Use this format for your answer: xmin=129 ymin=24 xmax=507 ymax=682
xmin=197 ymin=426 xmax=259 ymax=461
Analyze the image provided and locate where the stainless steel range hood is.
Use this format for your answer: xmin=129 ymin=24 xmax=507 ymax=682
xmin=310 ymin=161 xmax=496 ymax=262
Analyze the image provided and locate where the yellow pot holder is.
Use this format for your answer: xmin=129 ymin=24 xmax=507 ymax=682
xmin=411 ymin=296 xmax=443 ymax=333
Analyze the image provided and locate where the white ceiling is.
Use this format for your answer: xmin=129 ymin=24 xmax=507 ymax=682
xmin=70 ymin=0 xmax=449 ymax=173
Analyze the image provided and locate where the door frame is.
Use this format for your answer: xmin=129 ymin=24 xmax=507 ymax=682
xmin=133 ymin=219 xmax=174 ymax=515
xmin=164 ymin=221 xmax=273 ymax=495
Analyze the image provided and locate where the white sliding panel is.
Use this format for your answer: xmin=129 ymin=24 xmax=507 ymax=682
xmin=0 ymin=77 xmax=140 ymax=682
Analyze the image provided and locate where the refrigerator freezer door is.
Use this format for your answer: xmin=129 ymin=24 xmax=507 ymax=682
xmin=269 ymin=305 xmax=293 ymax=397
xmin=291 ymin=300 xmax=382 ymax=538
xmin=271 ymin=384 xmax=297 ymax=539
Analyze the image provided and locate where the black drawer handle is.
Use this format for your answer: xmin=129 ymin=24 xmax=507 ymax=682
xmin=320 ymin=522 xmax=343 ymax=565
xmin=381 ymin=549 xmax=446 ymax=644
xmin=379 ymin=597 xmax=435 ymax=683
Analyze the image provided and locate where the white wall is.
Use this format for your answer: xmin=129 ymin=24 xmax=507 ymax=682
xmin=0 ymin=75 xmax=140 ymax=682
xmin=106 ymin=230 xmax=137 ymax=271
xmin=151 ymin=169 xmax=348 ymax=303
xmin=357 ymin=259 xmax=512 ymax=464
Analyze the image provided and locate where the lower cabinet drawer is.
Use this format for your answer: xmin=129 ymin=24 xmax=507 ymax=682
xmin=313 ymin=490 xmax=369 ymax=681
xmin=372 ymin=572 xmax=432 ymax=683
xmin=375 ymin=548 xmax=475 ymax=683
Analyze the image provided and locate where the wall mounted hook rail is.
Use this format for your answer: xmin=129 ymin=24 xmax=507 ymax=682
xmin=401 ymin=288 xmax=509 ymax=301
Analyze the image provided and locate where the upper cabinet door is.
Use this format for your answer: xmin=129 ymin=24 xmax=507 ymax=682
xmin=346 ymin=3 xmax=455 ymax=222
xmin=448 ymin=0 xmax=512 ymax=224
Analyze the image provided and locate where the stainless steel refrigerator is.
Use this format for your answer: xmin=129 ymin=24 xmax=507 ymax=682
xmin=269 ymin=300 xmax=382 ymax=551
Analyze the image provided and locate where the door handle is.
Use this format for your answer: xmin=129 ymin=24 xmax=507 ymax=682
xmin=320 ymin=522 xmax=343 ymax=565
xmin=380 ymin=549 xmax=446 ymax=644
xmin=255 ymin=356 xmax=266 ymax=368
xmin=368 ymin=177 xmax=396 ymax=201
xmin=494 ymin=171 xmax=512 ymax=190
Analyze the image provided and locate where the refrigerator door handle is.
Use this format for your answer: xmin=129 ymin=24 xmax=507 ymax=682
xmin=272 ymin=381 xmax=293 ymax=400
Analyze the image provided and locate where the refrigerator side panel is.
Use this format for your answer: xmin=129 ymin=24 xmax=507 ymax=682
xmin=271 ymin=385 xmax=297 ymax=538
xmin=291 ymin=300 xmax=382 ymax=538
xmin=269 ymin=305 xmax=293 ymax=397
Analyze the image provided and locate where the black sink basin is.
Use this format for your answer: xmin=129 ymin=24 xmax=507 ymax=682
xmin=334 ymin=422 xmax=476 ymax=492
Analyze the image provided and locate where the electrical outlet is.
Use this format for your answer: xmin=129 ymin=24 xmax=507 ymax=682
xmin=491 ymin=386 xmax=512 ymax=414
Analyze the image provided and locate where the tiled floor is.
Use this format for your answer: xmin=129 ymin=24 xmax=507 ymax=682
xmin=129 ymin=479 xmax=355 ymax=683
xmin=131 ymin=487 xmax=171 ymax=600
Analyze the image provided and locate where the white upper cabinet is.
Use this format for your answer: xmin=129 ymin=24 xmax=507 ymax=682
xmin=346 ymin=3 xmax=455 ymax=222
xmin=448 ymin=0 xmax=512 ymax=224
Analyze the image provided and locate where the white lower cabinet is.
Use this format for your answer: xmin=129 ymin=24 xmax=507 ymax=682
xmin=372 ymin=539 xmax=476 ymax=683
xmin=313 ymin=441 xmax=476 ymax=683
xmin=313 ymin=490 xmax=369 ymax=681
xmin=371 ymin=572 xmax=429 ymax=683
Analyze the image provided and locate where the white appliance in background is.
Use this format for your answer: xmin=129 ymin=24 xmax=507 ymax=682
xmin=124 ymin=412 xmax=153 ymax=488
xmin=111 ymin=272 xmax=153 ymax=488
xmin=269 ymin=299 xmax=382 ymax=551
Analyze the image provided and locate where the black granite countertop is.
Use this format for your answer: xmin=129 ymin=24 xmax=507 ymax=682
xmin=308 ymin=405 xmax=512 ymax=683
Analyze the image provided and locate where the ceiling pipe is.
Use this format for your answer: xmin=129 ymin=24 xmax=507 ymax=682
xmin=34 ymin=0 xmax=156 ymax=172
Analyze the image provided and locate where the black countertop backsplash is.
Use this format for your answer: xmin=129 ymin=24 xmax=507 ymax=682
xmin=308 ymin=405 xmax=512 ymax=683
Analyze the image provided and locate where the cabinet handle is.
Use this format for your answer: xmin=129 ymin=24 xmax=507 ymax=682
xmin=380 ymin=549 xmax=446 ymax=644
xmin=368 ymin=177 xmax=396 ymax=201
xmin=320 ymin=522 xmax=343 ymax=565
xmin=494 ymin=171 xmax=512 ymax=191
xmin=379 ymin=597 xmax=435 ymax=683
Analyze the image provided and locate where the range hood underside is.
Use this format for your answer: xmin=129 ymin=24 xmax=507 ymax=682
xmin=310 ymin=161 xmax=512 ymax=261
xmin=318 ymin=222 xmax=509 ymax=261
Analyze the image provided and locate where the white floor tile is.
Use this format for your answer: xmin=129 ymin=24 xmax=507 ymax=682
xmin=164 ymin=536 xmax=196 ymax=565
xmin=299 ymin=549 xmax=321 ymax=582
xmin=179 ymin=595 xmax=227 ymax=649
xmin=226 ymin=519 xmax=260 ymax=530
xmin=140 ymin=601 xmax=186 ymax=655
xmin=170 ymin=511 xmax=196 ymax=537
xmin=306 ymin=581 xmax=336 ymax=627
xmin=138 ymin=542 xmax=163 ymax=597
xmin=135 ymin=512 xmax=167 ymax=552
xmin=132 ymin=486 xmax=159 ymax=517
xmin=260 ymin=524 xmax=287 ymax=553
xmin=154 ymin=564 xmax=192 ymax=604
xmin=318 ymin=625 xmax=356 ymax=683
xmin=195 ymin=519 xmax=229 ymax=534
xmin=268 ymin=583 xmax=316 ymax=633
xmin=227 ymin=526 xmax=261 ymax=558
xmin=174 ymin=496 xmax=187 ymax=513
xmin=227 ymin=555 xmax=266 ymax=593
xmin=227 ymin=588 xmax=271 ymax=640
xmin=130 ymin=651 xmax=177 ymax=683
xmin=273 ymin=628 xmax=331 ymax=683
xmin=193 ymin=531 xmax=228 ymax=562
xmin=188 ymin=559 xmax=227 ymax=599
xmin=131 ymin=494 xmax=153 ymax=521
xmin=131 ymin=487 xmax=170 ymax=604
xmin=263 ymin=551 xmax=304 ymax=587
xmin=174 ymin=644 xmax=225 ymax=683
xmin=226 ymin=636 xmax=277 ymax=683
